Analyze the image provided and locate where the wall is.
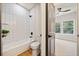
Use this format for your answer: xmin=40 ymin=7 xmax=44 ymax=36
xmin=1 ymin=3 xmax=41 ymax=55
xmin=29 ymin=4 xmax=41 ymax=42
xmin=55 ymin=10 xmax=77 ymax=56
xmin=77 ymin=3 xmax=79 ymax=56
xmin=0 ymin=4 xmax=1 ymax=55
xmin=41 ymin=3 xmax=46 ymax=56
xmin=55 ymin=11 xmax=77 ymax=42
xmin=1 ymin=3 xmax=30 ymax=55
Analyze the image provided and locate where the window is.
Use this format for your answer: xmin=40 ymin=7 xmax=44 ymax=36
xmin=63 ymin=21 xmax=73 ymax=34
xmin=55 ymin=23 xmax=60 ymax=33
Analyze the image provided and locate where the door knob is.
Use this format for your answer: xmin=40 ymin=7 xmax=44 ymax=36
xmin=48 ymin=35 xmax=52 ymax=38
xmin=77 ymin=34 xmax=79 ymax=37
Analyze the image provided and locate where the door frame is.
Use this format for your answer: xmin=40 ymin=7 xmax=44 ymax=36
xmin=45 ymin=3 xmax=55 ymax=56
xmin=46 ymin=3 xmax=48 ymax=56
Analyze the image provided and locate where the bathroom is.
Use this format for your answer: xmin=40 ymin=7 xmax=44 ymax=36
xmin=47 ymin=3 xmax=78 ymax=56
xmin=0 ymin=3 xmax=79 ymax=56
xmin=1 ymin=3 xmax=42 ymax=56
xmin=54 ymin=3 xmax=77 ymax=56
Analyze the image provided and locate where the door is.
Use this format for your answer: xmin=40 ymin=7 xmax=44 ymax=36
xmin=46 ymin=3 xmax=55 ymax=56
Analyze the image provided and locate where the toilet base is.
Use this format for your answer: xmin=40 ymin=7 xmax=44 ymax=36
xmin=32 ymin=49 xmax=39 ymax=56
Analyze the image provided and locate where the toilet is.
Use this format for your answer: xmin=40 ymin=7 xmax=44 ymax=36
xmin=31 ymin=41 xmax=40 ymax=56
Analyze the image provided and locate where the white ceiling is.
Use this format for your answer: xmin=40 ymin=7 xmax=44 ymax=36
xmin=18 ymin=3 xmax=39 ymax=10
xmin=54 ymin=3 xmax=77 ymax=16
xmin=18 ymin=3 xmax=77 ymax=16
xmin=54 ymin=3 xmax=77 ymax=8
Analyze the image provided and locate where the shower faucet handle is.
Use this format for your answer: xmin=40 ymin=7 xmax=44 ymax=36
xmin=29 ymin=36 xmax=32 ymax=38
xmin=40 ymin=34 xmax=42 ymax=37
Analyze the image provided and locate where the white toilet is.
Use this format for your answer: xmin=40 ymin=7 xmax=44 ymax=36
xmin=31 ymin=41 xmax=40 ymax=56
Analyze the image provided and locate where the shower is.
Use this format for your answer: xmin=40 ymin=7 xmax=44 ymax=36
xmin=0 ymin=3 xmax=41 ymax=56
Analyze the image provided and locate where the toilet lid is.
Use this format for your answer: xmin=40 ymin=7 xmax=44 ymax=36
xmin=31 ymin=42 xmax=40 ymax=47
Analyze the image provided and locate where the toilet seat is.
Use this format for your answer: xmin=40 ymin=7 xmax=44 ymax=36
xmin=31 ymin=42 xmax=40 ymax=46
xmin=31 ymin=42 xmax=40 ymax=49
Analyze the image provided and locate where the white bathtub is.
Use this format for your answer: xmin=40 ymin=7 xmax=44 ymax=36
xmin=2 ymin=40 xmax=31 ymax=56
xmin=55 ymin=39 xmax=77 ymax=56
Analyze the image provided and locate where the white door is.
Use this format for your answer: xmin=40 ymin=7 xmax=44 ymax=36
xmin=48 ymin=3 xmax=55 ymax=56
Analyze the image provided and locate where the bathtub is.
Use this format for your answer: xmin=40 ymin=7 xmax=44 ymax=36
xmin=2 ymin=39 xmax=31 ymax=56
xmin=55 ymin=39 xmax=77 ymax=56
